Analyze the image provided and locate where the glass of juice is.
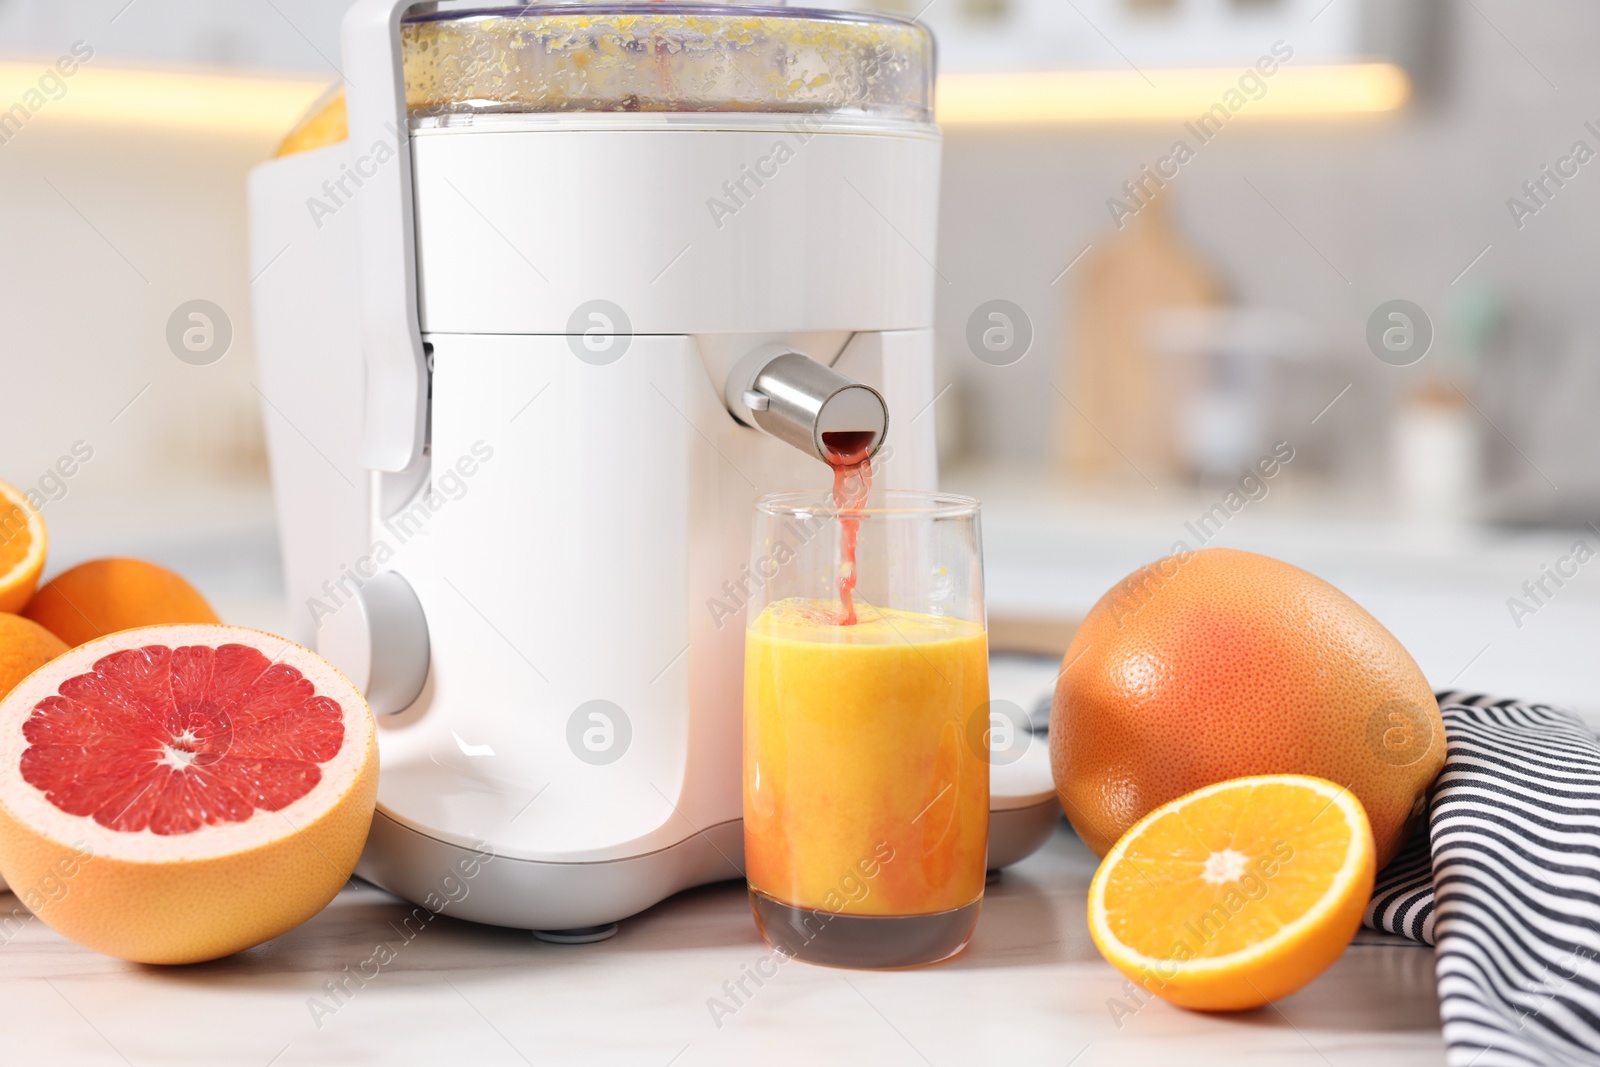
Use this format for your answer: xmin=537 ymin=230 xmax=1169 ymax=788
xmin=743 ymin=490 xmax=989 ymax=968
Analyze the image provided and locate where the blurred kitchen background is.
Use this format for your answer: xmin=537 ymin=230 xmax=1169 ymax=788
xmin=2 ymin=0 xmax=1598 ymax=713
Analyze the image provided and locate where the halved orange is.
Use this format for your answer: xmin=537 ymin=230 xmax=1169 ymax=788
xmin=1087 ymin=774 xmax=1376 ymax=1011
xmin=0 ymin=480 xmax=46 ymax=614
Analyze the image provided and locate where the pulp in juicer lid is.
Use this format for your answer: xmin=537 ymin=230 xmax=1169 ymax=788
xmin=400 ymin=3 xmax=935 ymax=123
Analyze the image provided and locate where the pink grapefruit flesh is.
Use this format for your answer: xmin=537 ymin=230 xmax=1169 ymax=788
xmin=0 ymin=624 xmax=377 ymax=964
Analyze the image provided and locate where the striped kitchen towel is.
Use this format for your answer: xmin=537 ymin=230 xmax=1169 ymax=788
xmin=1362 ymin=692 xmax=1600 ymax=1067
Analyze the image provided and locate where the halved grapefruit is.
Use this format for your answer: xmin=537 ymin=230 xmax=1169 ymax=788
xmin=0 ymin=624 xmax=377 ymax=964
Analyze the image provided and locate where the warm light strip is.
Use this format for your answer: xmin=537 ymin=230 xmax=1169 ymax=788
xmin=0 ymin=62 xmax=330 ymax=137
xmin=0 ymin=60 xmax=1406 ymax=137
xmin=937 ymin=63 xmax=1410 ymax=126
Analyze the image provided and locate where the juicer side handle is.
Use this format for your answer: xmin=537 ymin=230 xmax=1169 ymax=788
xmin=342 ymin=0 xmax=426 ymax=473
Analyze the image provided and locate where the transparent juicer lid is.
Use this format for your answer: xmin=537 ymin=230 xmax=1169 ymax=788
xmin=402 ymin=2 xmax=935 ymax=124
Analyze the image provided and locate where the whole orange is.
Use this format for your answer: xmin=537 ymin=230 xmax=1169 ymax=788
xmin=0 ymin=613 xmax=67 ymax=701
xmin=24 ymin=558 xmax=220 ymax=648
xmin=1051 ymin=547 xmax=1442 ymax=870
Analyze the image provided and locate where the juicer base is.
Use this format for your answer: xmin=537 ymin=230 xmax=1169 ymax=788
xmin=356 ymin=810 xmax=745 ymax=933
xmin=532 ymin=924 xmax=620 ymax=945
xmin=355 ymin=796 xmax=1061 ymax=935
xmin=988 ymin=796 xmax=1065 ymax=870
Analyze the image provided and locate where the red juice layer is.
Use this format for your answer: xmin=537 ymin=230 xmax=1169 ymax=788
xmin=822 ymin=431 xmax=874 ymax=627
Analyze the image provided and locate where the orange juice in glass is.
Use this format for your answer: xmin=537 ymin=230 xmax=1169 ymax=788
xmin=744 ymin=492 xmax=989 ymax=968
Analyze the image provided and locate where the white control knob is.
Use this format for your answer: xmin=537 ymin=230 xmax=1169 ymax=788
xmin=315 ymin=570 xmax=431 ymax=715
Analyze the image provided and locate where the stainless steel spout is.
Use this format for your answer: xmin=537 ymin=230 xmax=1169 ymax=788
xmin=728 ymin=346 xmax=888 ymax=464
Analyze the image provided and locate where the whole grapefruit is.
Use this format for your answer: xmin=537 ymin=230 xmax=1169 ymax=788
xmin=1051 ymin=548 xmax=1442 ymax=869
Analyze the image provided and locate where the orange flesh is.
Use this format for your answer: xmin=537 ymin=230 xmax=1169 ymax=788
xmin=1101 ymin=779 xmax=1355 ymax=959
xmin=275 ymin=91 xmax=346 ymax=157
xmin=0 ymin=502 xmax=30 ymax=575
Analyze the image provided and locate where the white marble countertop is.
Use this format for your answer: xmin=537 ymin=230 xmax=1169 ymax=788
xmin=0 ymin=823 xmax=1444 ymax=1066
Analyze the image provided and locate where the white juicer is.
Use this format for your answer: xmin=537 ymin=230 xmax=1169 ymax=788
xmin=249 ymin=0 xmax=1058 ymax=937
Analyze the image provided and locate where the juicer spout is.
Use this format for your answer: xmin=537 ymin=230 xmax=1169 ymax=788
xmin=727 ymin=345 xmax=889 ymax=465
